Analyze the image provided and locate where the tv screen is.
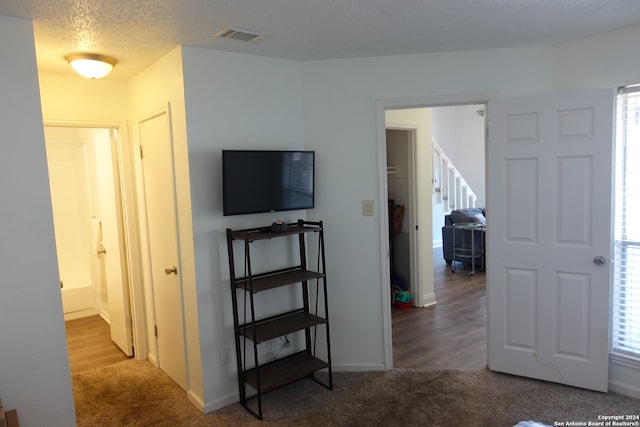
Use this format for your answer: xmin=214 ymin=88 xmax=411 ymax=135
xmin=222 ymin=150 xmax=315 ymax=216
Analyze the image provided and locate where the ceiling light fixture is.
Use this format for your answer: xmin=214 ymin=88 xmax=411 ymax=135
xmin=64 ymin=53 xmax=118 ymax=79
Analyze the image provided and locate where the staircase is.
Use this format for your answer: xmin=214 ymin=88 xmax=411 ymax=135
xmin=432 ymin=137 xmax=477 ymax=212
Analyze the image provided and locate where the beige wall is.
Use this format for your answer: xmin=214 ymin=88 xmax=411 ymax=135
xmin=128 ymin=46 xmax=203 ymax=406
xmin=39 ymin=47 xmax=204 ymax=409
xmin=39 ymin=73 xmax=129 ymax=122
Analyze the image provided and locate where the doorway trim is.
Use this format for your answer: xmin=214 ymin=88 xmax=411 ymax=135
xmin=375 ymin=93 xmax=495 ymax=369
xmin=44 ymin=119 xmax=148 ymax=361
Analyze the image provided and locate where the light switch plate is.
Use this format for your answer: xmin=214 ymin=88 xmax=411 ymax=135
xmin=362 ymin=200 xmax=374 ymax=216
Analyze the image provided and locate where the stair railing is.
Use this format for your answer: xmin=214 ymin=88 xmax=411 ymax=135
xmin=432 ymin=138 xmax=477 ymax=212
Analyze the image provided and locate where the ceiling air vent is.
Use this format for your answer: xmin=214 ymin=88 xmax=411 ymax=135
xmin=214 ymin=27 xmax=265 ymax=43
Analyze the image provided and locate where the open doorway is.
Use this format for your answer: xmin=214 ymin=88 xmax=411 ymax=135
xmin=381 ymin=100 xmax=488 ymax=370
xmin=386 ymin=128 xmax=419 ymax=308
xmin=44 ymin=124 xmax=135 ymax=370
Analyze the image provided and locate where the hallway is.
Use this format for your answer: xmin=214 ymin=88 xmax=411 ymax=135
xmin=392 ymin=249 xmax=486 ymax=370
xmin=65 ymin=315 xmax=130 ymax=374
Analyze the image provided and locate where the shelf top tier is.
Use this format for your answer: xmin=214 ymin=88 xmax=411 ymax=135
xmin=229 ymin=220 xmax=322 ymax=242
xmin=235 ymin=268 xmax=324 ymax=293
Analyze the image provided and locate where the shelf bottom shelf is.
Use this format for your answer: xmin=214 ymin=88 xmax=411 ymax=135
xmin=244 ymin=351 xmax=330 ymax=393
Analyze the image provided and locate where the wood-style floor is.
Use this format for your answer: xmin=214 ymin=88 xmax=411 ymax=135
xmin=65 ymin=315 xmax=130 ymax=374
xmin=66 ymin=252 xmax=483 ymax=375
xmin=392 ymin=248 xmax=487 ymax=370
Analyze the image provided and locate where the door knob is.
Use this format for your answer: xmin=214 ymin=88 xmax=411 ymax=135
xmin=593 ymin=256 xmax=606 ymax=266
xmin=164 ymin=266 xmax=178 ymax=275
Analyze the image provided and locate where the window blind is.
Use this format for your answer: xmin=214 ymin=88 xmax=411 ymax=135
xmin=612 ymin=85 xmax=640 ymax=358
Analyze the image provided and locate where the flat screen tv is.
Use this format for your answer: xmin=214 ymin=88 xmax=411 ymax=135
xmin=222 ymin=150 xmax=315 ymax=216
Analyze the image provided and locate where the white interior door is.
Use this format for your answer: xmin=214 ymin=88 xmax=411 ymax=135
xmin=139 ymin=108 xmax=187 ymax=389
xmin=94 ymin=131 xmax=134 ymax=356
xmin=45 ymin=142 xmax=93 ymax=315
xmin=487 ymin=89 xmax=614 ymax=392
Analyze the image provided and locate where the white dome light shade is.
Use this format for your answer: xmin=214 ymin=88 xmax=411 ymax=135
xmin=65 ymin=53 xmax=118 ymax=79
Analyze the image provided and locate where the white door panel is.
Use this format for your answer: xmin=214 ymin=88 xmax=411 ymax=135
xmin=45 ymin=142 xmax=93 ymax=303
xmin=139 ymin=108 xmax=187 ymax=390
xmin=488 ymin=89 xmax=614 ymax=392
xmin=94 ymin=131 xmax=134 ymax=356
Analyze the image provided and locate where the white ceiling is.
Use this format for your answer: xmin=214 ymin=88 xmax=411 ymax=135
xmin=2 ymin=0 xmax=640 ymax=81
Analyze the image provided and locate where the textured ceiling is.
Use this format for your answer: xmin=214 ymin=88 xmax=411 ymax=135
xmin=1 ymin=0 xmax=640 ymax=81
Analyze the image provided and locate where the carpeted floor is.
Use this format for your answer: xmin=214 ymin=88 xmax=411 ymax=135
xmin=71 ymin=359 xmax=639 ymax=427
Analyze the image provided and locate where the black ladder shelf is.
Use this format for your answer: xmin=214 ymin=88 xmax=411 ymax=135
xmin=226 ymin=219 xmax=333 ymax=419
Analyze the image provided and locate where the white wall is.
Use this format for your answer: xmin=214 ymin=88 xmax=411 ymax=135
xmin=552 ymin=23 xmax=640 ymax=399
xmin=301 ymin=47 xmax=553 ymax=371
xmin=4 ymin=14 xmax=640 ymax=424
xmin=173 ymin=25 xmax=640 ymax=402
xmin=552 ymin=25 xmax=640 ymax=92
xmin=180 ymin=46 xmax=306 ymax=411
xmin=432 ymin=104 xmax=486 ymax=206
xmin=0 ymin=15 xmax=76 ymax=426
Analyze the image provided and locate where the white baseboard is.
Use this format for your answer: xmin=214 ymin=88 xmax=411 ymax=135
xmin=422 ymin=292 xmax=437 ymax=308
xmin=331 ymin=363 xmax=385 ymax=372
xmin=147 ymin=352 xmax=158 ymax=367
xmin=608 ymin=355 xmax=640 ymax=399
xmin=609 ymin=379 xmax=640 ymax=399
xmin=99 ymin=309 xmax=110 ymax=324
xmin=186 ymin=389 xmax=207 ymax=413
xmin=202 ymin=392 xmax=239 ymax=414
xmin=63 ymin=307 xmax=98 ymax=321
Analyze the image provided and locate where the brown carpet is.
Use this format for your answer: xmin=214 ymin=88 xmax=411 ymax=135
xmin=71 ymin=359 xmax=639 ymax=427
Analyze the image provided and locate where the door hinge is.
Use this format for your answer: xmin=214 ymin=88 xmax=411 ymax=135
xmin=128 ymin=317 xmax=133 ymax=328
xmin=415 ymin=225 xmax=419 ymax=231
xmin=154 ymin=325 xmax=158 ymax=337
xmin=139 ymin=146 xmax=144 ymax=159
